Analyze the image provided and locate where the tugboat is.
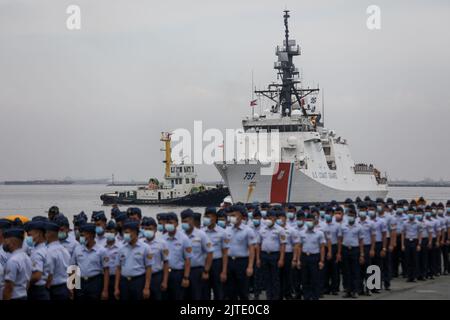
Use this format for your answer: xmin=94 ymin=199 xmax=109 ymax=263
xmin=101 ymin=132 xmax=229 ymax=206
xmin=214 ymin=10 xmax=388 ymax=204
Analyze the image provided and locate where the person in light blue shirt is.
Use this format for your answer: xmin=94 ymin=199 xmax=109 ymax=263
xmin=70 ymin=223 xmax=110 ymax=300
xmin=323 ymin=209 xmax=342 ymax=296
xmin=141 ymin=216 xmax=169 ymax=301
xmin=181 ymin=209 xmax=214 ymax=300
xmin=401 ymin=208 xmax=422 ymax=282
xmin=286 ymin=204 xmax=297 ymax=227
xmin=162 ymin=212 xmax=192 ymax=300
xmin=225 ymin=205 xmax=257 ymax=300
xmin=2 ymin=228 xmax=32 ymax=300
xmin=202 ymin=207 xmax=230 ymax=300
xmin=54 ymin=215 xmax=78 ymax=257
xmin=114 ymin=221 xmax=152 ymax=300
xmin=92 ymin=211 xmax=108 ymax=248
xmin=24 ymin=220 xmax=50 ymax=300
xmin=298 ymin=213 xmax=326 ymax=300
xmin=104 ymin=220 xmax=122 ymax=300
xmin=45 ymin=221 xmax=71 ymax=300
xmin=357 ymin=208 xmax=375 ymax=295
xmin=337 ymin=209 xmax=364 ymax=298
xmin=392 ymin=202 xmax=407 ymax=278
xmin=367 ymin=202 xmax=387 ymax=292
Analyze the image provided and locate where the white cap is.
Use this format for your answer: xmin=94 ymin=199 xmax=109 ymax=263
xmin=223 ymin=196 xmax=233 ymax=204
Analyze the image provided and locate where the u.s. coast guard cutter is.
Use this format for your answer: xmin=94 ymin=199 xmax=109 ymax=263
xmin=214 ymin=10 xmax=388 ymax=204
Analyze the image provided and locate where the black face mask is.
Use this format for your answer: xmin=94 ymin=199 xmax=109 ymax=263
xmin=2 ymin=243 xmax=12 ymax=253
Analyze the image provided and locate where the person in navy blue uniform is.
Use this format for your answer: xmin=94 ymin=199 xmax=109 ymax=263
xmin=2 ymin=228 xmax=32 ymax=300
xmin=24 ymin=220 xmax=50 ymax=300
xmin=202 ymin=206 xmax=230 ymax=300
xmin=47 ymin=206 xmax=60 ymax=221
xmin=44 ymin=221 xmax=71 ymax=300
xmin=162 ymin=212 xmax=192 ymax=300
xmin=181 ymin=209 xmax=214 ymax=300
xmin=114 ymin=220 xmax=153 ymax=300
xmin=338 ymin=209 xmax=365 ymax=298
xmin=225 ymin=205 xmax=257 ymax=300
xmin=298 ymin=213 xmax=325 ymax=300
xmin=141 ymin=216 xmax=169 ymax=300
xmin=70 ymin=223 xmax=110 ymax=300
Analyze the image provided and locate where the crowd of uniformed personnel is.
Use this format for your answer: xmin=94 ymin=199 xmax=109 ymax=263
xmin=0 ymin=196 xmax=449 ymax=301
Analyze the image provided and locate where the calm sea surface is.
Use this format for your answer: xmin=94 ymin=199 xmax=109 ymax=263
xmin=0 ymin=185 xmax=449 ymax=221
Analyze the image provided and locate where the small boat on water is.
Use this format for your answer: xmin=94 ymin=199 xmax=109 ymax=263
xmin=100 ymin=132 xmax=229 ymax=206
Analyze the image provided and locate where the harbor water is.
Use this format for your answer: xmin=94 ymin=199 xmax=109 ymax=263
xmin=1 ymin=184 xmax=450 ymax=221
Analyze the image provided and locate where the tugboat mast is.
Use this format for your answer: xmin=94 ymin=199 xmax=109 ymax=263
xmin=255 ymin=10 xmax=319 ymax=118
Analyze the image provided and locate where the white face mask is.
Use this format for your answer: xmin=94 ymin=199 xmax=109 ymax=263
xmin=229 ymin=216 xmax=238 ymax=225
xmin=264 ymin=219 xmax=274 ymax=227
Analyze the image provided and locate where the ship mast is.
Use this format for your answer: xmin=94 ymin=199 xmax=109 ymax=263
xmin=160 ymin=132 xmax=172 ymax=178
xmin=255 ymin=10 xmax=319 ymax=117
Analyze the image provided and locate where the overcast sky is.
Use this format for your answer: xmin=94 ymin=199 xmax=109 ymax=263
xmin=0 ymin=0 xmax=449 ymax=182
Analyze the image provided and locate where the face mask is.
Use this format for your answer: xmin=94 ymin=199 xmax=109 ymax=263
xmin=264 ymin=219 xmax=274 ymax=227
xmin=408 ymin=214 xmax=414 ymax=220
xmin=306 ymin=221 xmax=314 ymax=230
xmin=319 ymin=211 xmax=325 ymax=218
xmin=157 ymin=224 xmax=164 ymax=232
xmin=253 ymin=219 xmax=261 ymax=227
xmin=287 ymin=212 xmax=295 ymax=220
xmin=143 ymin=230 xmax=155 ymax=239
xmin=297 ymin=220 xmax=304 ymax=227
xmin=58 ymin=231 xmax=68 ymax=240
xmin=325 ymin=214 xmax=332 ymax=222
xmin=25 ymin=236 xmax=35 ymax=247
xmin=368 ymin=210 xmax=376 ymax=218
xmin=165 ymin=223 xmax=175 ymax=232
xmin=348 ymin=217 xmax=355 ymax=225
xmin=247 ymin=212 xmax=253 ymax=219
xmin=437 ymin=209 xmax=444 ymax=216
xmin=229 ymin=216 xmax=238 ymax=225
xmin=217 ymin=220 xmax=226 ymax=228
xmin=203 ymin=217 xmax=211 ymax=227
xmin=123 ymin=233 xmax=131 ymax=243
xmin=261 ymin=210 xmax=267 ymax=218
xmin=425 ymin=212 xmax=432 ymax=218
xmin=95 ymin=226 xmax=104 ymax=235
xmin=416 ymin=215 xmax=423 ymax=221
xmin=446 ymin=207 xmax=450 ymax=213
xmin=2 ymin=243 xmax=12 ymax=253
xmin=181 ymin=223 xmax=190 ymax=231
xmin=79 ymin=236 xmax=86 ymax=246
xmin=105 ymin=232 xmax=115 ymax=241
xmin=377 ymin=205 xmax=382 ymax=212
xmin=403 ymin=206 xmax=409 ymax=211
xmin=396 ymin=209 xmax=403 ymax=214
xmin=359 ymin=212 xmax=367 ymax=219
xmin=276 ymin=218 xmax=283 ymax=226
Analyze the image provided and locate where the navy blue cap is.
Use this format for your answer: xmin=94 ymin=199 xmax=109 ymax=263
xmin=166 ymin=212 xmax=178 ymax=222
xmin=267 ymin=210 xmax=277 ymax=217
xmin=115 ymin=211 xmax=128 ymax=222
xmin=344 ymin=198 xmax=353 ymax=204
xmin=79 ymin=223 xmax=96 ymax=234
xmin=127 ymin=207 xmax=142 ymax=217
xmin=123 ymin=221 xmax=140 ymax=231
xmin=204 ymin=207 xmax=217 ymax=215
xmin=105 ymin=220 xmax=117 ymax=230
xmin=180 ymin=208 xmax=194 ymax=219
xmin=45 ymin=222 xmax=60 ymax=232
xmin=296 ymin=210 xmax=305 ymax=219
xmin=73 ymin=215 xmax=87 ymax=227
xmin=54 ymin=215 xmax=70 ymax=227
xmin=364 ymin=196 xmax=372 ymax=202
xmin=230 ymin=205 xmax=246 ymax=215
xmin=301 ymin=205 xmax=310 ymax=211
xmin=156 ymin=213 xmax=167 ymax=221
xmin=252 ymin=209 xmax=261 ymax=218
xmin=276 ymin=211 xmax=286 ymax=217
xmin=3 ymin=228 xmax=25 ymax=239
xmin=304 ymin=212 xmax=314 ymax=220
xmin=141 ymin=217 xmax=157 ymax=227
xmin=192 ymin=212 xmax=201 ymax=221
xmin=216 ymin=209 xmax=225 ymax=218
xmin=92 ymin=211 xmax=107 ymax=222
xmin=0 ymin=219 xmax=12 ymax=230
xmin=260 ymin=202 xmax=270 ymax=209
xmin=111 ymin=207 xmax=121 ymax=218
xmin=24 ymin=221 xmax=47 ymax=232
xmin=32 ymin=216 xmax=48 ymax=222
xmin=287 ymin=204 xmax=296 ymax=210
xmin=335 ymin=206 xmax=344 ymax=212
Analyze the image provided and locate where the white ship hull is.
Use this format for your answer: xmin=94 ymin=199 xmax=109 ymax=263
xmin=215 ymin=161 xmax=388 ymax=204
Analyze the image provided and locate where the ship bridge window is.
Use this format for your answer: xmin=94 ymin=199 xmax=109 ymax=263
xmin=185 ymin=178 xmax=190 ymax=184
xmin=323 ymin=146 xmax=331 ymax=156
xmin=171 ymin=167 xmax=175 ymax=173
xmin=192 ymin=178 xmax=195 ymax=184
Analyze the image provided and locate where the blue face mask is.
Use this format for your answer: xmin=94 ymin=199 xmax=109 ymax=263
xmin=261 ymin=210 xmax=267 ymax=218
xmin=217 ymin=220 xmax=226 ymax=228
xmin=447 ymin=208 xmax=450 ymax=213
xmin=297 ymin=220 xmax=304 ymax=227
xmin=157 ymin=224 xmax=164 ymax=232
xmin=348 ymin=217 xmax=355 ymax=224
xmin=143 ymin=230 xmax=155 ymax=239
xmin=58 ymin=231 xmax=67 ymax=240
xmin=287 ymin=212 xmax=295 ymax=220
xmin=123 ymin=233 xmax=131 ymax=243
xmin=253 ymin=219 xmax=261 ymax=227
xmin=105 ymin=232 xmax=115 ymax=242
xmin=306 ymin=221 xmax=314 ymax=230
xmin=95 ymin=226 xmax=104 ymax=235
xmin=247 ymin=212 xmax=253 ymax=219
xmin=425 ymin=212 xmax=432 ymax=218
xmin=181 ymin=222 xmax=190 ymax=231
xmin=325 ymin=214 xmax=332 ymax=222
xmin=79 ymin=236 xmax=86 ymax=246
xmin=25 ymin=236 xmax=35 ymax=247
xmin=408 ymin=214 xmax=414 ymax=220
xmin=276 ymin=218 xmax=283 ymax=226
xmin=368 ymin=210 xmax=376 ymax=218
xmin=165 ymin=223 xmax=175 ymax=232
xmin=203 ymin=217 xmax=211 ymax=227
xmin=319 ymin=211 xmax=325 ymax=218
xmin=359 ymin=212 xmax=367 ymax=219
xmin=416 ymin=215 xmax=423 ymax=221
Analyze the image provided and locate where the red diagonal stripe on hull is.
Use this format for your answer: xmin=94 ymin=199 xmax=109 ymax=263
xmin=270 ymin=163 xmax=291 ymax=203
